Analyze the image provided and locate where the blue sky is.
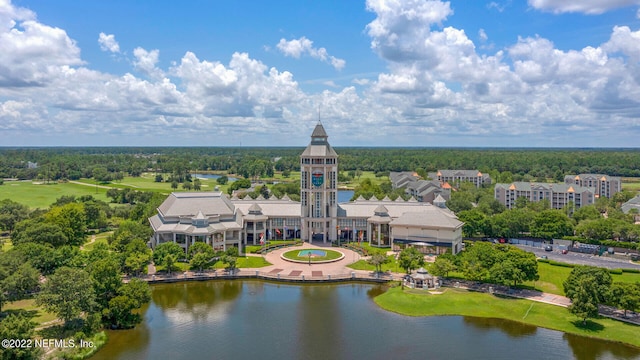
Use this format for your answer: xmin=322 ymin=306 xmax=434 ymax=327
xmin=1 ymin=0 xmax=640 ymax=147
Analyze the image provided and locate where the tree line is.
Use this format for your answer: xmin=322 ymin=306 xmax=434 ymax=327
xmin=2 ymin=147 xmax=640 ymax=182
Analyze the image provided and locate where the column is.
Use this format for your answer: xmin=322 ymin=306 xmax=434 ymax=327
xmin=252 ymin=221 xmax=257 ymax=245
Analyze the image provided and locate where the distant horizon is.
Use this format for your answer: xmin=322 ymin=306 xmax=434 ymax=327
xmin=1 ymin=145 xmax=639 ymax=151
xmin=2 ymin=1 xmax=640 ymax=147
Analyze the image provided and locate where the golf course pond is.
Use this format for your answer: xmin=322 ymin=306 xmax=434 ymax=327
xmin=90 ymin=280 xmax=640 ymax=360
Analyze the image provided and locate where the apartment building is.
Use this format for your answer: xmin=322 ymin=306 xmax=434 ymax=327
xmin=494 ymin=182 xmax=594 ymax=210
xmin=564 ymin=174 xmax=621 ymax=198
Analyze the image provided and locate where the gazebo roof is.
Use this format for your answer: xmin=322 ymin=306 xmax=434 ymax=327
xmin=411 ymin=267 xmax=434 ymax=280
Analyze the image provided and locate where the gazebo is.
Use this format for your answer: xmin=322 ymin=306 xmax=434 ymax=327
xmin=406 ymin=267 xmax=439 ymax=289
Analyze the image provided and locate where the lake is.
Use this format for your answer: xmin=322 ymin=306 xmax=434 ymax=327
xmin=193 ymin=174 xmax=237 ymax=182
xmin=92 ymin=281 xmax=640 ymax=360
xmin=338 ymin=190 xmax=354 ymax=203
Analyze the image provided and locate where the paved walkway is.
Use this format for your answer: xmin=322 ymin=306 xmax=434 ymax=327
xmin=256 ymin=241 xmax=366 ymax=277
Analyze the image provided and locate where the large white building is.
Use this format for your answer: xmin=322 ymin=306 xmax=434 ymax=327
xmin=149 ymin=123 xmax=463 ymax=255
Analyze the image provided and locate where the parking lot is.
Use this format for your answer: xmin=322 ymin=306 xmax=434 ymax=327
xmin=516 ymin=244 xmax=640 ymax=270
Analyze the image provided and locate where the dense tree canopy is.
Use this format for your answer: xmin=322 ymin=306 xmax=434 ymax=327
xmin=36 ymin=267 xmax=97 ymax=324
xmin=563 ymin=266 xmax=612 ymax=325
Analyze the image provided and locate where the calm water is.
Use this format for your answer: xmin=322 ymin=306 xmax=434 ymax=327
xmin=193 ymin=174 xmax=237 ymax=182
xmin=338 ymin=190 xmax=354 ymax=203
xmin=93 ymin=281 xmax=640 ymax=360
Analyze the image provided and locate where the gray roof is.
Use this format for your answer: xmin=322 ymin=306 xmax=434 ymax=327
xmin=495 ymin=182 xmax=594 ymax=194
xmin=565 ymin=174 xmax=621 ymax=182
xmin=622 ymin=195 xmax=640 ymax=214
xmin=233 ymin=200 xmax=301 ymax=218
xmin=311 ymin=122 xmax=328 ymax=137
xmin=339 ymin=201 xmax=460 ymax=229
xmin=390 ymin=210 xmax=463 ymax=229
xmin=301 ymin=123 xmax=338 ymax=158
xmin=157 ymin=192 xmax=235 ymax=218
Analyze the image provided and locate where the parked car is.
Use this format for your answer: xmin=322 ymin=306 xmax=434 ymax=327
xmin=544 ymin=245 xmax=553 ymax=252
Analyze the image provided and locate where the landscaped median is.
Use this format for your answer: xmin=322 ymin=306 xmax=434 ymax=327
xmin=374 ymin=286 xmax=640 ymax=348
xmin=280 ymin=248 xmax=344 ymax=263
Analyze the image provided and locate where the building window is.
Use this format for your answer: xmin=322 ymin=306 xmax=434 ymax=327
xmin=314 ymin=192 xmax=322 ymax=218
xmin=301 ymin=171 xmax=308 ymax=189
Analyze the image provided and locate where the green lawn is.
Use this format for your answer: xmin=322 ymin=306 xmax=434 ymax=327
xmin=81 ymin=231 xmax=112 ymax=251
xmin=210 ymin=256 xmax=272 ymax=269
xmin=375 ymin=287 xmax=640 ymax=348
xmin=347 ymin=255 xmax=402 ymax=273
xmin=236 ymin=256 xmax=271 ymax=268
xmin=622 ymin=177 xmax=640 ymax=192
xmin=76 ymin=173 xmax=229 ymax=193
xmin=0 ymin=181 xmax=111 ymax=209
xmin=340 ymin=171 xmax=389 ymax=189
xmin=525 ymin=262 xmax=640 ymax=296
xmin=281 ymin=248 xmax=343 ymax=262
xmin=3 ymin=299 xmax=58 ymax=326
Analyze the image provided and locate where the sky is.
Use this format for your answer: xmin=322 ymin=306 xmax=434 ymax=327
xmin=1 ymin=0 xmax=640 ymax=147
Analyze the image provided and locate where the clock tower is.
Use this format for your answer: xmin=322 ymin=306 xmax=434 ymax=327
xmin=300 ymin=122 xmax=338 ymax=243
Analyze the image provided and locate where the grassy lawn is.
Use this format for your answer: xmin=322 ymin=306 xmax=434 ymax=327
xmin=340 ymin=171 xmax=388 ymax=189
xmin=348 ymin=255 xmax=403 ymax=273
xmin=0 ymin=181 xmax=111 ymax=209
xmin=210 ymin=257 xmax=272 ymax=269
xmin=236 ymin=256 xmax=272 ymax=268
xmin=82 ymin=231 xmax=112 ymax=251
xmin=375 ymin=287 xmax=640 ymax=348
xmin=3 ymin=299 xmax=58 ymax=326
xmin=622 ymin=177 xmax=640 ymax=192
xmin=525 ymin=262 xmax=640 ymax=296
xmin=76 ymin=173 xmax=230 ymax=194
xmin=245 ymin=240 xmax=301 ymax=253
xmin=281 ymin=248 xmax=343 ymax=262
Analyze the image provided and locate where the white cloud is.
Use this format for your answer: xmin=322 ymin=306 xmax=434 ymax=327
xmin=98 ymin=32 xmax=120 ymax=53
xmin=133 ymin=47 xmax=163 ymax=79
xmin=0 ymin=1 xmax=82 ymax=87
xmin=478 ymin=29 xmax=488 ymax=42
xmin=3 ymin=0 xmax=640 ymax=146
xmin=276 ymin=37 xmax=346 ymax=70
xmin=352 ymin=78 xmax=371 ymax=86
xmin=528 ymin=0 xmax=640 ymax=14
xmin=365 ymin=0 xmax=453 ymax=62
xmin=487 ymin=1 xmax=511 ymax=12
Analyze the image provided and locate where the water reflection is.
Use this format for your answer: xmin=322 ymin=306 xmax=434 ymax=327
xmin=92 ymin=281 xmax=640 ymax=360
xmin=463 ymin=317 xmax=538 ymax=338
xmin=565 ymin=332 xmax=640 ymax=360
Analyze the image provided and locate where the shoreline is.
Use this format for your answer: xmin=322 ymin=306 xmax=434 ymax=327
xmin=374 ymin=286 xmax=640 ymax=349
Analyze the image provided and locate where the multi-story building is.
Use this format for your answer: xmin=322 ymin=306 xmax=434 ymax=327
xmin=428 ymin=170 xmax=491 ymax=188
xmin=389 ymin=171 xmax=451 ymax=204
xmin=494 ymin=182 xmax=594 ymax=210
xmin=300 ymin=122 xmax=338 ymax=242
xmin=564 ymin=174 xmax=621 ymax=198
xmin=149 ymin=123 xmax=464 ymax=255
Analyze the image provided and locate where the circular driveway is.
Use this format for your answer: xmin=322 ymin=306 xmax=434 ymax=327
xmin=250 ymin=242 xmax=364 ymax=278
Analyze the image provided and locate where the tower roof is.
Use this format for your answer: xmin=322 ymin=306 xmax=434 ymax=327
xmin=311 ymin=122 xmax=328 ymax=137
xmin=301 ymin=121 xmax=338 ymax=157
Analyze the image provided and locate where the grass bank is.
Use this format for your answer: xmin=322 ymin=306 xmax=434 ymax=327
xmin=375 ymin=286 xmax=640 ymax=348
xmin=0 ymin=181 xmax=110 ymax=209
xmin=525 ymin=261 xmax=640 ymax=296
